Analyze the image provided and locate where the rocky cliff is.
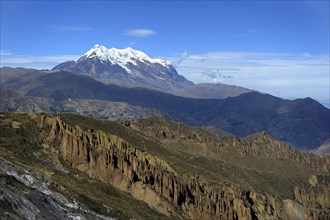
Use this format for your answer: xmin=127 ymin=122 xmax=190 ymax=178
xmin=41 ymin=115 xmax=263 ymax=219
xmin=35 ymin=113 xmax=330 ymax=219
xmin=293 ymin=175 xmax=330 ymax=219
xmin=1 ymin=112 xmax=174 ymax=219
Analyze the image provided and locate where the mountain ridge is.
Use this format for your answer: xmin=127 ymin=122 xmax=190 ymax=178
xmin=1 ymin=68 xmax=329 ymax=150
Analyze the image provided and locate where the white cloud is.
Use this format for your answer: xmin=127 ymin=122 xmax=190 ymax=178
xmin=168 ymin=51 xmax=330 ymax=107
xmin=123 ymin=29 xmax=156 ymax=37
xmin=48 ymin=25 xmax=92 ymax=31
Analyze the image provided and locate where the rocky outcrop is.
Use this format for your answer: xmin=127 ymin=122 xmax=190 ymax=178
xmin=0 ymin=158 xmax=115 ymax=220
xmin=37 ymin=114 xmax=330 ymax=219
xmin=293 ymin=175 xmax=330 ymax=219
xmin=40 ymin=115 xmax=260 ymax=218
xmin=44 ymin=115 xmax=179 ymax=216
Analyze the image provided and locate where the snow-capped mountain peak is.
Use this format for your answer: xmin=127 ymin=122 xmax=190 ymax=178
xmin=52 ymin=44 xmax=194 ymax=91
xmin=80 ymin=44 xmax=108 ymax=61
xmin=75 ymin=44 xmax=170 ymax=72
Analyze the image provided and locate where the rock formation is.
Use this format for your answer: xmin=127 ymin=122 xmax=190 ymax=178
xmin=34 ymin=113 xmax=330 ymax=219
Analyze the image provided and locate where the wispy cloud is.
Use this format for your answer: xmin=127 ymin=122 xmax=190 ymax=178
xmin=246 ymin=29 xmax=262 ymax=34
xmin=123 ymin=29 xmax=156 ymax=37
xmin=168 ymin=51 xmax=330 ymax=106
xmin=48 ymin=25 xmax=92 ymax=32
xmin=0 ymin=50 xmax=11 ymax=56
xmin=172 ymin=50 xmax=189 ymax=67
xmin=0 ymin=54 xmax=78 ymax=69
xmin=231 ymin=29 xmax=263 ymax=38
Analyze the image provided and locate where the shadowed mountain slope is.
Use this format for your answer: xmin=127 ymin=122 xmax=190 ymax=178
xmin=1 ymin=69 xmax=329 ymax=150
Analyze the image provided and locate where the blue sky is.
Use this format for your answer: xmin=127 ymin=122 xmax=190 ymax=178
xmin=1 ymin=1 xmax=329 ymax=106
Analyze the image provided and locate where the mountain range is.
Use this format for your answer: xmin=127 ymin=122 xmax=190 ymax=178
xmin=1 ymin=44 xmax=330 ymax=219
xmin=1 ymin=67 xmax=329 ymax=151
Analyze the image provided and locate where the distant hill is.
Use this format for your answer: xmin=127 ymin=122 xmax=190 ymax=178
xmin=175 ymin=83 xmax=253 ymax=99
xmin=1 ymin=68 xmax=329 ymax=151
xmin=0 ymin=89 xmax=57 ymax=113
xmin=0 ymin=89 xmax=159 ymax=120
xmin=310 ymin=139 xmax=330 ymax=155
